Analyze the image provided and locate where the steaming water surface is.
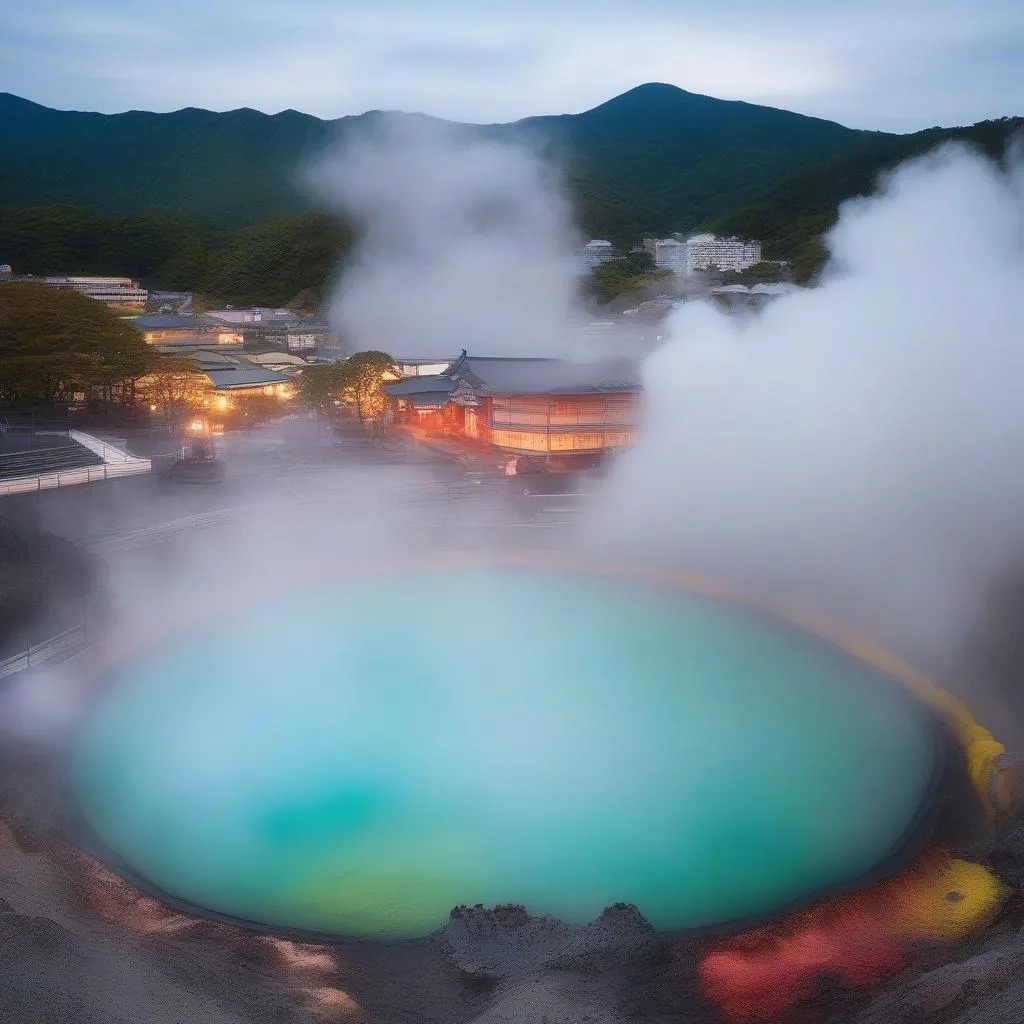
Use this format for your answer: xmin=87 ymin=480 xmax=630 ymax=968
xmin=70 ymin=566 xmax=939 ymax=939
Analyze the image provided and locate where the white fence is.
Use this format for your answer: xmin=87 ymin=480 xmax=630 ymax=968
xmin=0 ymin=431 xmax=151 ymax=497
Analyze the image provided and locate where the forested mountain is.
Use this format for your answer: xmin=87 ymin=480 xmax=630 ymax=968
xmin=0 ymin=84 xmax=864 ymax=242
xmin=706 ymin=117 xmax=1022 ymax=280
xmin=0 ymin=85 xmax=1019 ymax=302
xmin=0 ymin=206 xmax=351 ymax=309
xmin=516 ymin=84 xmax=865 ymax=242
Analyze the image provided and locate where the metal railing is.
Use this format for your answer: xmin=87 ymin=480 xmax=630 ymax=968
xmin=0 ymin=622 xmax=89 ymax=681
xmin=0 ymin=460 xmax=152 ymax=497
xmin=0 ymin=431 xmax=151 ymax=497
xmin=0 ymin=445 xmax=103 ymax=480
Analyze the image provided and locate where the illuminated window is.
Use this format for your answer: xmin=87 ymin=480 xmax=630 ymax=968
xmin=491 ymin=397 xmax=512 ymax=424
xmin=550 ymin=402 xmax=579 ymax=425
xmin=490 ymin=428 xmax=547 ymax=452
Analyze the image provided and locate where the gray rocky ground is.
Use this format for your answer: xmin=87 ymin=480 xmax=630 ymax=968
xmin=4 ymin=421 xmax=1024 ymax=1022
xmin=4 ymin=773 xmax=1024 ymax=1024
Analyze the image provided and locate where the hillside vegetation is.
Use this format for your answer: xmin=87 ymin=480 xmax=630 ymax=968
xmin=0 ymin=206 xmax=351 ymax=308
xmin=0 ymin=85 xmax=1019 ymax=302
xmin=0 ymin=84 xmax=864 ymax=245
xmin=707 ymin=117 xmax=1022 ymax=281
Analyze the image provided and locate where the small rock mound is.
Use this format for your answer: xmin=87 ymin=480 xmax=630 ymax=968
xmin=441 ymin=902 xmax=657 ymax=980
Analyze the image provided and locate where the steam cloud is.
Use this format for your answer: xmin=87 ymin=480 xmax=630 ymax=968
xmin=588 ymin=141 xmax=1024 ymax=673
xmin=308 ymin=118 xmax=586 ymax=357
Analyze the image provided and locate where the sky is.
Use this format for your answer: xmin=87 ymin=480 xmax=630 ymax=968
xmin=1 ymin=0 xmax=1022 ymax=132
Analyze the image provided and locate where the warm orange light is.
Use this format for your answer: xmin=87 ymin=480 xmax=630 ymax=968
xmin=214 ymin=395 xmax=230 ymax=411
xmin=189 ymin=418 xmax=205 ymax=433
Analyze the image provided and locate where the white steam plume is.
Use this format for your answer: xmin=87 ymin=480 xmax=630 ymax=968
xmin=587 ymin=141 xmax=1024 ymax=672
xmin=308 ymin=117 xmax=585 ymax=358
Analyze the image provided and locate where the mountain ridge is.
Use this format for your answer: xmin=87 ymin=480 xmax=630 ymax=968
xmin=0 ymin=82 xmax=860 ymax=130
xmin=0 ymin=83 xmax=866 ymax=237
xmin=0 ymin=85 xmax=1019 ymax=301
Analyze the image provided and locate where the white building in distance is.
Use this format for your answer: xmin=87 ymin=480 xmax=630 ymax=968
xmin=45 ymin=276 xmax=149 ymax=309
xmin=643 ymin=237 xmax=688 ymax=275
xmin=573 ymin=239 xmax=617 ymax=274
xmin=684 ymin=234 xmax=762 ymax=275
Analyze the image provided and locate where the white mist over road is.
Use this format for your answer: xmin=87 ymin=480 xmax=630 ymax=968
xmin=308 ymin=117 xmax=586 ymax=358
xmin=588 ymin=141 xmax=1024 ymax=669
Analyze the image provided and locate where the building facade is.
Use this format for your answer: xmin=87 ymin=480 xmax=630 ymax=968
xmin=643 ymin=237 xmax=688 ymax=275
xmin=132 ymin=315 xmax=238 ymax=348
xmin=45 ymin=276 xmax=149 ymax=308
xmin=133 ymin=311 xmax=334 ymax=353
xmin=385 ymin=352 xmax=642 ymax=465
xmin=684 ymin=234 xmax=762 ymax=275
xmin=572 ymin=239 xmax=617 ymax=275
xmin=394 ymin=357 xmax=456 ymax=378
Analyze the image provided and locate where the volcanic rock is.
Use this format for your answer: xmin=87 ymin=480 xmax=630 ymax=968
xmin=442 ymin=903 xmax=658 ymax=980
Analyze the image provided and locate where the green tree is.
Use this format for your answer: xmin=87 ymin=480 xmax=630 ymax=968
xmin=338 ymin=351 xmax=397 ymax=425
xmin=588 ymin=257 xmax=671 ymax=305
xmin=293 ymin=362 xmax=348 ymax=416
xmin=718 ymin=261 xmax=790 ymax=286
xmin=0 ymin=283 xmax=151 ymax=407
xmin=292 ymin=351 xmax=396 ymax=425
xmin=135 ymin=357 xmax=213 ymax=420
xmin=0 ymin=206 xmax=353 ymax=310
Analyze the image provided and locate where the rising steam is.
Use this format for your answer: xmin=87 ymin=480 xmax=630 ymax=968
xmin=307 ymin=117 xmax=585 ymax=357
xmin=587 ymin=141 xmax=1024 ymax=673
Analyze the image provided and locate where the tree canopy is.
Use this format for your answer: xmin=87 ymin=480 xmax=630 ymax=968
xmin=0 ymin=283 xmax=151 ymax=406
xmin=705 ymin=118 xmax=1022 ymax=283
xmin=293 ymin=351 xmax=396 ymax=423
xmin=718 ymin=261 xmax=791 ymax=286
xmin=0 ymin=207 xmax=353 ymax=310
xmin=588 ymin=253 xmax=671 ymax=305
xmin=135 ymin=357 xmax=213 ymax=419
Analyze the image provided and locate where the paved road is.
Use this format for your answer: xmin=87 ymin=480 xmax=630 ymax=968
xmin=0 ymin=422 xmax=589 ymax=552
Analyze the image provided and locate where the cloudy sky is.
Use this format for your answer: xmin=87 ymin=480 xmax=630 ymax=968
xmin=1 ymin=0 xmax=1021 ymax=131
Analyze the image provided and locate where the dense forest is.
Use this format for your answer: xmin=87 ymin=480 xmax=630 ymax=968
xmin=0 ymin=283 xmax=149 ymax=406
xmin=706 ymin=117 xmax=1022 ymax=282
xmin=0 ymin=86 xmax=1020 ymax=303
xmin=0 ymin=206 xmax=352 ymax=308
xmin=0 ymin=84 xmax=864 ymax=246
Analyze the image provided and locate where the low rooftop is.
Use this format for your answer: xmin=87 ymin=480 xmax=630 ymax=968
xmin=132 ymin=314 xmax=215 ymax=330
xmin=445 ymin=353 xmax=642 ymax=396
xmin=383 ymin=375 xmax=456 ymax=398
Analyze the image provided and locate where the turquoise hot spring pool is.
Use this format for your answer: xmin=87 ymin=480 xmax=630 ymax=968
xmin=69 ymin=564 xmax=942 ymax=940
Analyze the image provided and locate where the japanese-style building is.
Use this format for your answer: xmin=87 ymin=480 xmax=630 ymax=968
xmin=384 ymin=351 xmax=642 ymax=466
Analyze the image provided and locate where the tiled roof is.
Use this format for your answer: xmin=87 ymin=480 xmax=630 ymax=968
xmin=407 ymin=392 xmax=455 ymax=407
xmin=203 ymin=366 xmax=290 ymax=389
xmin=445 ymin=354 xmax=641 ymax=395
xmin=383 ymin=375 xmax=456 ymax=397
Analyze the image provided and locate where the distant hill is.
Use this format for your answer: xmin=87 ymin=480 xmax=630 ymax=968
xmin=1 ymin=85 xmax=1018 ymax=304
xmin=706 ymin=117 xmax=1023 ymax=281
xmin=0 ymin=84 xmax=867 ymax=242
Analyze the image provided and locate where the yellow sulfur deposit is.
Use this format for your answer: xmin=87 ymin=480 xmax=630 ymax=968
xmin=893 ymin=853 xmax=1008 ymax=941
